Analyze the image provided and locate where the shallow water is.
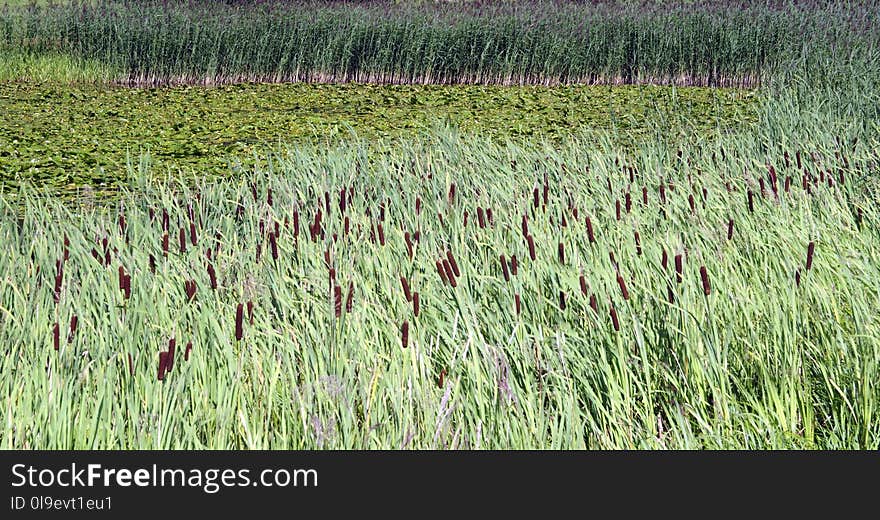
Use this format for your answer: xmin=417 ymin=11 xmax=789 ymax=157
xmin=0 ymin=82 xmax=757 ymax=193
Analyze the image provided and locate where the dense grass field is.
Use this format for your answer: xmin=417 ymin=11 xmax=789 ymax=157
xmin=1 ymin=0 xmax=878 ymax=449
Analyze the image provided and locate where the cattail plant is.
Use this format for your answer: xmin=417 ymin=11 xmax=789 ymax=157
xmin=446 ymin=250 xmax=460 ymax=278
xmin=586 ymin=217 xmax=595 ymax=244
xmin=412 ymin=292 xmax=420 ymax=317
xmin=727 ymin=218 xmax=734 ymax=240
xmin=401 ymin=321 xmax=409 ymax=349
xmin=436 ymin=260 xmax=448 ymax=285
xmin=806 ymin=241 xmax=815 ymax=271
xmin=207 ymin=263 xmax=217 ymax=290
xmin=184 ymin=280 xmax=197 ymax=302
xmin=167 ymin=338 xmax=176 ymax=373
xmin=616 ymin=274 xmax=629 ymax=300
xmin=235 ymin=303 xmax=244 ymax=341
xmin=510 ymin=255 xmax=518 ymax=276
xmin=527 ymin=235 xmax=536 ymax=261
xmin=334 ymin=285 xmax=342 ymax=317
xmin=158 ymin=351 xmax=168 ymax=381
xmin=675 ymin=254 xmax=683 ymax=283
xmin=634 ymin=231 xmax=642 ymax=256
xmin=700 ymin=266 xmax=711 ymax=295
xmin=609 ymin=303 xmax=620 ymax=332
xmin=400 ymin=276 xmax=412 ymax=302
xmin=68 ymin=315 xmax=78 ymax=343
xmin=345 ymin=281 xmax=355 ymax=313
xmin=442 ymin=260 xmax=457 ymax=288
xmin=184 ymin=341 xmax=193 ymax=361
xmin=514 ymin=293 xmax=521 ymax=315
xmin=557 ymin=242 xmax=565 ymax=264
xmin=53 ymin=322 xmax=60 ymax=351
xmin=247 ymin=300 xmax=254 ymax=325
xmin=500 ymin=254 xmax=510 ymax=282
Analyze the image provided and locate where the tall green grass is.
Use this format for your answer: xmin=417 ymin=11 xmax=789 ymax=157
xmin=2 ymin=119 xmax=877 ymax=448
xmin=2 ymin=0 xmax=877 ymax=86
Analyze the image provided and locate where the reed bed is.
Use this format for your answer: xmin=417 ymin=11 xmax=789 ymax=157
xmin=1 ymin=124 xmax=878 ymax=449
xmin=1 ymin=0 xmax=877 ymax=86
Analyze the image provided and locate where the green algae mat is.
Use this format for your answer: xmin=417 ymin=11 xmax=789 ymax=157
xmin=0 ymin=82 xmax=757 ymax=192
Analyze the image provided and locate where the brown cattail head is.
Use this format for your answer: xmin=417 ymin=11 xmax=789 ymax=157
xmin=661 ymin=248 xmax=668 ymax=271
xmin=510 ymin=255 xmax=518 ymax=276
xmin=700 ymin=266 xmax=711 ymax=295
xmin=235 ymin=303 xmax=244 ymax=341
xmin=446 ymin=250 xmax=460 ymax=278
xmin=688 ymin=194 xmax=695 ymax=214
xmin=559 ymin=291 xmax=566 ymax=310
xmin=527 ymin=235 xmax=536 ymax=261
xmin=184 ymin=280 xmax=197 ymax=302
xmin=609 ymin=304 xmax=620 ymax=332
xmin=579 ymin=274 xmax=588 ymax=296
xmin=185 ymin=341 xmax=192 ymax=361
xmin=334 ymin=285 xmax=342 ymax=317
xmin=167 ymin=338 xmax=176 ymax=372
xmin=586 ymin=217 xmax=595 ymax=244
xmin=53 ymin=322 xmax=60 ymax=351
xmin=442 ymin=260 xmax=457 ymax=288
xmin=806 ymin=241 xmax=816 ymax=271
xmin=674 ymin=254 xmax=683 ymax=283
xmin=400 ymin=276 xmax=412 ymax=302
xmin=179 ymin=227 xmax=187 ymax=254
xmin=616 ymin=274 xmax=630 ymax=300
xmin=149 ymin=254 xmax=156 ymax=274
xmin=412 ymin=292 xmax=420 ymax=317
xmin=207 ymin=263 xmax=217 ymax=290
xmin=615 ymin=199 xmax=621 ymax=221
xmin=625 ymin=192 xmax=632 ymax=214
xmin=727 ymin=218 xmax=734 ymax=240
xmin=68 ymin=315 xmax=78 ymax=343
xmin=557 ymin=242 xmax=565 ymax=264
xmin=377 ymin=223 xmax=385 ymax=246
xmin=247 ymin=300 xmax=254 ymax=325
xmin=162 ymin=232 xmax=169 ymax=257
xmin=436 ymin=260 xmax=448 ymax=285
xmin=747 ymin=190 xmax=754 ymax=213
xmin=521 ymin=215 xmax=529 ymax=238
xmin=269 ymin=232 xmax=278 ymax=261
xmin=642 ymin=186 xmax=648 ymax=205
xmin=514 ymin=293 xmax=521 ymax=315
xmin=344 ymin=281 xmax=355 ymax=313
xmin=158 ymin=351 xmax=168 ymax=381
xmin=448 ymin=183 xmax=456 ymax=205
xmin=401 ymin=321 xmax=409 ymax=349
xmin=190 ymin=222 xmax=197 ymax=246
xmin=589 ymin=294 xmax=598 ymax=314
xmin=500 ymin=254 xmax=510 ymax=282
xmin=477 ymin=207 xmax=486 ymax=228
xmin=795 ymin=269 xmax=801 ymax=287
xmin=438 ymin=368 xmax=446 ymax=388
